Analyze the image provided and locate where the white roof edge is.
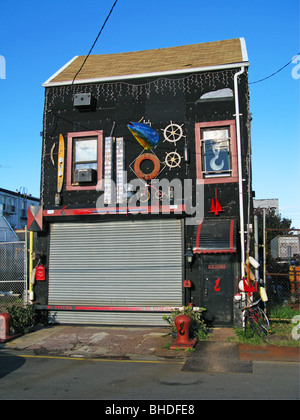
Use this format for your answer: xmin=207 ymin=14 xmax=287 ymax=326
xmin=42 ymin=61 xmax=249 ymax=87
xmin=43 ymin=56 xmax=79 ymax=86
xmin=239 ymin=37 xmax=249 ymax=62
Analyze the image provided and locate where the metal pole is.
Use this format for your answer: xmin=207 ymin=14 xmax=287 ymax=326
xmin=263 ymin=209 xmax=266 ymax=288
xmin=234 ymin=66 xmax=246 ymax=278
xmin=254 ymin=215 xmax=259 ymax=281
xmin=263 ymin=209 xmax=267 ymax=311
xmin=24 ymin=225 xmax=28 ymax=305
xmin=29 ymin=231 xmax=33 ymax=301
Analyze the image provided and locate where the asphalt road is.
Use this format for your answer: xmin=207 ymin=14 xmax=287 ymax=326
xmin=0 ymin=352 xmax=299 ymax=401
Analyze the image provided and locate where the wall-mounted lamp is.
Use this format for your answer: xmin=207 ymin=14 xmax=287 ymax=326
xmin=185 ymin=249 xmax=194 ymax=269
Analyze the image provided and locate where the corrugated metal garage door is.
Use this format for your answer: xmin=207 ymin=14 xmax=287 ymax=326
xmin=48 ymin=219 xmax=183 ymax=325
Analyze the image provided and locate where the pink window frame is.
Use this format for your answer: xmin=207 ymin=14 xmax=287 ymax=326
xmin=195 ymin=120 xmax=238 ymax=184
xmin=66 ymin=130 xmax=103 ymax=191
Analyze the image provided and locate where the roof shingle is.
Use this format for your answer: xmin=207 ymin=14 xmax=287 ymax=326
xmin=44 ymin=38 xmax=248 ymax=86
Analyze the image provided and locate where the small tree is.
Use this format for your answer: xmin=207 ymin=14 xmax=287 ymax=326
xmin=254 ymin=207 xmax=293 ymax=247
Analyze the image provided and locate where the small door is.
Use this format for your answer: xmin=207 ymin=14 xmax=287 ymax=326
xmin=200 ymin=254 xmax=234 ymax=326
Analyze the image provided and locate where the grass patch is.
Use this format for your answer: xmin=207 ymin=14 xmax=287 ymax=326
xmin=228 ymin=321 xmax=300 ymax=347
xmin=268 ymin=305 xmax=300 ymax=320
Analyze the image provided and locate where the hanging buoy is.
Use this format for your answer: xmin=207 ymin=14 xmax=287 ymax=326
xmin=133 ymin=153 xmax=161 ymax=180
xmin=30 ymin=268 xmax=36 ymax=285
xmin=249 ymin=256 xmax=260 ymax=269
xmin=260 ymin=287 xmax=268 ymax=302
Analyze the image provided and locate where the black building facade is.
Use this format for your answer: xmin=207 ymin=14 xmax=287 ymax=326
xmin=31 ymin=38 xmax=253 ymax=326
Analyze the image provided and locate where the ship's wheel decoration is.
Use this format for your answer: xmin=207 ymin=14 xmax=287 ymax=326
xmin=162 ymin=121 xmax=185 ymax=144
xmin=165 ymin=150 xmax=182 ymax=170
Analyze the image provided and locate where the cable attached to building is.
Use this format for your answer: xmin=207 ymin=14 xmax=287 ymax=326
xmin=249 ymin=52 xmax=299 ymax=84
xmin=72 ymin=0 xmax=119 ymax=85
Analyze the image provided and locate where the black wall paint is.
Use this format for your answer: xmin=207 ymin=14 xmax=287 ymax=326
xmin=36 ymin=67 xmax=252 ymax=314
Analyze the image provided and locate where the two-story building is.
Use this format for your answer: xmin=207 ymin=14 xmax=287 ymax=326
xmin=0 ymin=187 xmax=39 ymax=233
xmin=31 ymin=38 xmax=253 ymax=327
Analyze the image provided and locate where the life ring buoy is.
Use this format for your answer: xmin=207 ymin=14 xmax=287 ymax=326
xmin=134 ymin=153 xmax=161 ymax=180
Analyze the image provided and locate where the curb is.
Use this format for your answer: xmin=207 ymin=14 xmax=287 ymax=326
xmin=239 ymin=344 xmax=300 ymax=362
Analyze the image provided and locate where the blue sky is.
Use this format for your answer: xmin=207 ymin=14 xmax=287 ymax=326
xmin=0 ymin=0 xmax=299 ymax=227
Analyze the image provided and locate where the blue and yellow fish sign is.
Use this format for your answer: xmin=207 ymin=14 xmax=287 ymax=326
xmin=127 ymin=122 xmax=159 ymax=150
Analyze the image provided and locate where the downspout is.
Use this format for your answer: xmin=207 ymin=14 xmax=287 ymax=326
xmin=234 ymin=66 xmax=246 ymax=278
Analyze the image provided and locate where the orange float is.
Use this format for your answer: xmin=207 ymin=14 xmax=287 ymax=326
xmin=134 ymin=153 xmax=160 ymax=180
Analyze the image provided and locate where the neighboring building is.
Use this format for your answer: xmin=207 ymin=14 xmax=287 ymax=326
xmin=31 ymin=38 xmax=253 ymax=326
xmin=253 ymin=198 xmax=279 ymax=215
xmin=0 ymin=212 xmax=18 ymax=242
xmin=271 ymin=235 xmax=300 ymax=261
xmin=0 ymin=188 xmax=39 ymax=231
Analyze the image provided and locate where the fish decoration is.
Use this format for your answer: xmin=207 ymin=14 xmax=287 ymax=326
xmin=127 ymin=122 xmax=159 ymax=150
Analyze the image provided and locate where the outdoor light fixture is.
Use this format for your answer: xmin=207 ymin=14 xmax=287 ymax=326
xmin=185 ymin=249 xmax=194 ymax=269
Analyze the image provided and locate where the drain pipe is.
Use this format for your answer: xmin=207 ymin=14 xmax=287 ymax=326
xmin=234 ymin=66 xmax=246 ymax=278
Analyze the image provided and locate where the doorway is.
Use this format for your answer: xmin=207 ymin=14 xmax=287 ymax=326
xmin=199 ymin=254 xmax=236 ymax=326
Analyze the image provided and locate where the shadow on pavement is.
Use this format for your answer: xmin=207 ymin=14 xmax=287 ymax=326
xmin=0 ymin=352 xmax=26 ymax=379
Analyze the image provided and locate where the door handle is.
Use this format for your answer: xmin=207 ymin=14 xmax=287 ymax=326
xmin=204 ymin=277 xmax=208 ymax=296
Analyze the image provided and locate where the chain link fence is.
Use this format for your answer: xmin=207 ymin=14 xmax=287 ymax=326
xmin=0 ymin=241 xmax=28 ymax=311
xmin=265 ymin=229 xmax=300 ymax=310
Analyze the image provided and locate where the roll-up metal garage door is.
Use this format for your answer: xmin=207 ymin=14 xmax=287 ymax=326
xmin=48 ymin=219 xmax=183 ymax=325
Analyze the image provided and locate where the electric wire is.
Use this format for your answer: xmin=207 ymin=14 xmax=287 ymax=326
xmin=249 ymin=53 xmax=300 ymax=84
xmin=72 ymin=0 xmax=119 ymax=85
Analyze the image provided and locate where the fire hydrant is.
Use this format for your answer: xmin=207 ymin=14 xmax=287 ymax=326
xmin=170 ymin=314 xmax=197 ymax=350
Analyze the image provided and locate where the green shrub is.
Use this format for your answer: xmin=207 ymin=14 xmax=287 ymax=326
xmin=7 ymin=304 xmax=37 ymax=333
xmin=163 ymin=306 xmax=208 ymax=340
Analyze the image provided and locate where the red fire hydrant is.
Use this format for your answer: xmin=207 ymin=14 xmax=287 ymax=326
xmin=0 ymin=313 xmax=22 ymax=343
xmin=170 ymin=314 xmax=197 ymax=350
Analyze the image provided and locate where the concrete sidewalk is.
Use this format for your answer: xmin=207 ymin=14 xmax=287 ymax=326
xmin=0 ymin=325 xmax=299 ymax=364
xmin=0 ymin=325 xmax=185 ymax=361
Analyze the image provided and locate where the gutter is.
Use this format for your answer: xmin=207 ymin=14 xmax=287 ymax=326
xmin=234 ymin=66 xmax=246 ymax=278
xmin=43 ymin=61 xmax=249 ymax=88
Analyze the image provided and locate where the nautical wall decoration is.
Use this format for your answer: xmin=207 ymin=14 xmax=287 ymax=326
xmin=209 ymin=188 xmax=224 ymax=216
xmin=128 ymin=121 xmax=164 ymax=183
xmin=161 ymin=121 xmax=185 ymax=172
xmin=133 ymin=153 xmax=161 ymax=181
xmin=127 ymin=122 xmax=159 ymax=150
xmin=202 ymin=129 xmax=231 ymax=176
xmin=162 ymin=121 xmax=185 ymax=145
xmin=55 ymin=134 xmax=65 ymax=205
xmin=165 ymin=150 xmax=182 ymax=170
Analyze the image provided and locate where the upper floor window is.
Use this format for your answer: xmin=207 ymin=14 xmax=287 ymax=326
xmin=73 ymin=137 xmax=98 ymax=172
xmin=195 ymin=120 xmax=238 ymax=184
xmin=66 ymin=131 xmax=103 ymax=191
